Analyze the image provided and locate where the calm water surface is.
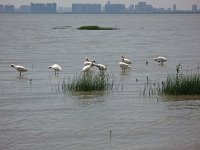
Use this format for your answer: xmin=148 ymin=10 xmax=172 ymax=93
xmin=0 ymin=14 xmax=200 ymax=150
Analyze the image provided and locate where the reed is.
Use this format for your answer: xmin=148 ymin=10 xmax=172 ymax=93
xmin=161 ymin=72 xmax=200 ymax=95
xmin=78 ymin=25 xmax=115 ymax=30
xmin=62 ymin=73 xmax=117 ymax=92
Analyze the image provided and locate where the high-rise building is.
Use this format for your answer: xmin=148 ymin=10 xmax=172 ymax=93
xmin=72 ymin=4 xmax=101 ymax=13
xmin=4 ymin=5 xmax=15 ymax=13
xmin=0 ymin=5 xmax=4 ymax=13
xmin=18 ymin=5 xmax=31 ymax=13
xmin=105 ymin=1 xmax=125 ymax=13
xmin=129 ymin=5 xmax=134 ymax=13
xmin=31 ymin=3 xmax=57 ymax=13
xmin=173 ymin=4 xmax=176 ymax=12
xmin=192 ymin=4 xmax=197 ymax=13
xmin=46 ymin=3 xmax=57 ymax=13
xmin=31 ymin=3 xmax=46 ymax=13
xmin=135 ymin=2 xmax=154 ymax=13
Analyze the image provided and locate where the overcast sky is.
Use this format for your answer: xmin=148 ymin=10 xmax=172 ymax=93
xmin=1 ymin=0 xmax=200 ymax=9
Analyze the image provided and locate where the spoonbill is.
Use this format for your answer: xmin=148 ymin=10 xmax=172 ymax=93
xmin=49 ymin=64 xmax=62 ymax=75
xmin=94 ymin=63 xmax=107 ymax=73
xmin=119 ymin=62 xmax=131 ymax=72
xmin=82 ymin=61 xmax=95 ymax=74
xmin=84 ymin=57 xmax=93 ymax=66
xmin=11 ymin=64 xmax=28 ymax=77
xmin=121 ymin=56 xmax=132 ymax=64
xmin=154 ymin=56 xmax=167 ymax=65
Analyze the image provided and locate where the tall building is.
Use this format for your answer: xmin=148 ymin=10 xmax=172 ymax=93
xmin=135 ymin=2 xmax=154 ymax=13
xmin=0 ymin=5 xmax=4 ymax=13
xmin=31 ymin=3 xmax=57 ymax=13
xmin=192 ymin=4 xmax=197 ymax=13
xmin=4 ymin=5 xmax=15 ymax=13
xmin=129 ymin=5 xmax=134 ymax=13
xmin=72 ymin=4 xmax=101 ymax=13
xmin=46 ymin=3 xmax=57 ymax=13
xmin=173 ymin=4 xmax=176 ymax=12
xmin=105 ymin=1 xmax=125 ymax=13
xmin=18 ymin=5 xmax=31 ymax=13
xmin=31 ymin=3 xmax=46 ymax=13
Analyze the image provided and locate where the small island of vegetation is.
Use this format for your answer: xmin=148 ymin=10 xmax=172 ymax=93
xmin=78 ymin=25 xmax=116 ymax=30
xmin=161 ymin=73 xmax=200 ymax=95
xmin=142 ymin=64 xmax=200 ymax=100
xmin=62 ymin=73 xmax=117 ymax=93
xmin=161 ymin=64 xmax=200 ymax=95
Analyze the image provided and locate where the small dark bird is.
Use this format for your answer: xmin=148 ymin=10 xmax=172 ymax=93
xmin=29 ymin=79 xmax=32 ymax=85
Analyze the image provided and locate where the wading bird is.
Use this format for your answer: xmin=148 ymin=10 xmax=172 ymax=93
xmin=82 ymin=61 xmax=95 ymax=74
xmin=49 ymin=64 xmax=62 ymax=75
xmin=154 ymin=56 xmax=167 ymax=65
xmin=119 ymin=62 xmax=131 ymax=72
xmin=121 ymin=56 xmax=132 ymax=64
xmin=11 ymin=64 xmax=28 ymax=77
xmin=84 ymin=57 xmax=93 ymax=66
xmin=94 ymin=63 xmax=107 ymax=73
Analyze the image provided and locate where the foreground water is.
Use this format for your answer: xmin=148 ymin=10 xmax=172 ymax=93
xmin=0 ymin=14 xmax=200 ymax=150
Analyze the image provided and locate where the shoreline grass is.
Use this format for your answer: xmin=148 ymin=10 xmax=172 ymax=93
xmin=78 ymin=25 xmax=116 ymax=30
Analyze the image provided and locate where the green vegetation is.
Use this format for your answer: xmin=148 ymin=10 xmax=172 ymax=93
xmin=161 ymin=73 xmax=200 ymax=95
xmin=141 ymin=64 xmax=200 ymax=98
xmin=78 ymin=25 xmax=116 ymax=30
xmin=62 ymin=73 xmax=117 ymax=92
xmin=161 ymin=64 xmax=200 ymax=95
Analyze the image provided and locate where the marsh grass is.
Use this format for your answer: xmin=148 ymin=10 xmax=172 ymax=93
xmin=141 ymin=73 xmax=200 ymax=100
xmin=161 ymin=73 xmax=200 ymax=95
xmin=142 ymin=64 xmax=200 ymax=98
xmin=78 ymin=25 xmax=115 ymax=30
xmin=141 ymin=76 xmax=161 ymax=98
xmin=62 ymin=73 xmax=118 ymax=93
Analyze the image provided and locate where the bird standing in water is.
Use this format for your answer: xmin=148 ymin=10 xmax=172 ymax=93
xmin=49 ymin=64 xmax=62 ymax=75
xmin=154 ymin=56 xmax=167 ymax=65
xmin=11 ymin=64 xmax=28 ymax=77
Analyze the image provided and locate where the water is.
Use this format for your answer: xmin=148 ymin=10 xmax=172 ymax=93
xmin=0 ymin=14 xmax=200 ymax=150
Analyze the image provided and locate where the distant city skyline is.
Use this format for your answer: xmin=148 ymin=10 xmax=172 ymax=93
xmin=1 ymin=0 xmax=200 ymax=10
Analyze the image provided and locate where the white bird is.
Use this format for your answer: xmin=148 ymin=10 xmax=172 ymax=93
xmin=82 ymin=61 xmax=95 ymax=74
xmin=154 ymin=56 xmax=167 ymax=65
xmin=94 ymin=63 xmax=107 ymax=73
xmin=119 ymin=62 xmax=131 ymax=72
xmin=49 ymin=64 xmax=62 ymax=75
xmin=84 ymin=57 xmax=93 ymax=66
xmin=121 ymin=56 xmax=132 ymax=64
xmin=11 ymin=64 xmax=28 ymax=77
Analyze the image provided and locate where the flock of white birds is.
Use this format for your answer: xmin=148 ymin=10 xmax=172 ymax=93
xmin=10 ymin=56 xmax=167 ymax=77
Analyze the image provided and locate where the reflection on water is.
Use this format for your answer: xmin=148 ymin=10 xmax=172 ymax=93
xmin=70 ymin=91 xmax=106 ymax=105
xmin=168 ymin=101 xmax=200 ymax=110
xmin=70 ymin=91 xmax=108 ymax=98
xmin=164 ymin=95 xmax=200 ymax=102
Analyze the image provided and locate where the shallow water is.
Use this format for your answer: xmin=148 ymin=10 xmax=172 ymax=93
xmin=0 ymin=14 xmax=200 ymax=150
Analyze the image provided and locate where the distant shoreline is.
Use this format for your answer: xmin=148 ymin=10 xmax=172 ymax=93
xmin=1 ymin=12 xmax=200 ymax=14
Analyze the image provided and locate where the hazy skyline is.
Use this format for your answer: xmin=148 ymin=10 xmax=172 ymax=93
xmin=1 ymin=0 xmax=200 ymax=9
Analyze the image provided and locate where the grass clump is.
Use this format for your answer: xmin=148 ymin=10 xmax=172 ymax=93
xmin=62 ymin=73 xmax=116 ymax=92
xmin=78 ymin=25 xmax=116 ymax=30
xmin=161 ymin=73 xmax=200 ymax=95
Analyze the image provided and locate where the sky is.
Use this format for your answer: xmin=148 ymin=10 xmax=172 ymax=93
xmin=1 ymin=0 xmax=200 ymax=9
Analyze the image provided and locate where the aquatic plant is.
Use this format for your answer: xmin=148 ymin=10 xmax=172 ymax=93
xmin=161 ymin=72 xmax=200 ymax=95
xmin=78 ymin=25 xmax=116 ymax=30
xmin=62 ymin=73 xmax=118 ymax=92
xmin=141 ymin=64 xmax=200 ymax=98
